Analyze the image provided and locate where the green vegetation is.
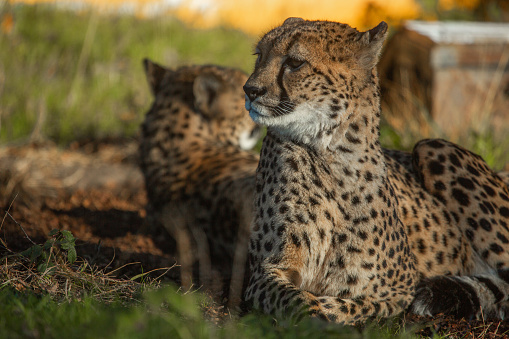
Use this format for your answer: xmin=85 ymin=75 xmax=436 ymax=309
xmin=0 ymin=285 xmax=424 ymax=339
xmin=0 ymin=4 xmax=256 ymax=144
xmin=2 ymin=4 xmax=508 ymax=169
xmin=20 ymin=229 xmax=77 ymax=273
xmin=0 ymin=228 xmax=422 ymax=339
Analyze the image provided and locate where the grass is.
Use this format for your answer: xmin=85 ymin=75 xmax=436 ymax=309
xmin=0 ymin=227 xmax=421 ymax=339
xmin=0 ymin=286 xmax=423 ymax=339
xmin=379 ymin=111 xmax=509 ymax=171
xmin=2 ymin=4 xmax=509 ymax=169
xmin=0 ymin=3 xmax=256 ymax=144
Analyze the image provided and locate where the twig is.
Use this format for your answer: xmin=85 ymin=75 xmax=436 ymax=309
xmin=104 ymin=261 xmax=141 ymax=277
xmin=130 ymin=265 xmax=176 ymax=281
xmin=0 ymin=194 xmax=17 ymax=251
xmin=480 ymin=45 xmax=509 ymax=123
xmin=6 ymin=210 xmax=36 ymax=246
xmin=492 ymin=321 xmax=501 ymax=337
xmin=0 ymin=192 xmax=18 ymax=233
xmin=66 ymin=11 xmax=98 ymax=108
xmin=154 ymin=263 xmax=177 ymax=281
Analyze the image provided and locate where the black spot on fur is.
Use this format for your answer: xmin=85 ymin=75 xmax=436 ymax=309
xmin=427 ymin=140 xmax=445 ymax=148
xmin=452 ymin=188 xmax=470 ymax=206
xmin=500 ymin=206 xmax=509 ymax=217
xmin=286 ymin=158 xmax=299 ymax=171
xmin=496 ymin=232 xmax=509 ymax=244
xmin=448 ymin=153 xmax=461 ymax=166
xmin=466 ymin=165 xmax=480 ymax=176
xmin=457 ymin=177 xmax=475 ymax=190
xmin=291 ymin=233 xmax=301 ymax=248
xmin=480 ymin=218 xmax=492 ymax=232
xmin=428 ymin=161 xmax=445 ymax=175
xmin=490 ymin=243 xmax=504 ymax=254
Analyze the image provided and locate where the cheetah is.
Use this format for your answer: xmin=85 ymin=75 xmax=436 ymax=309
xmin=243 ymin=17 xmax=509 ymax=324
xmin=139 ymin=59 xmax=260 ymax=297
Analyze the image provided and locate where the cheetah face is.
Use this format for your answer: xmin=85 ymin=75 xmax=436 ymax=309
xmin=192 ymin=67 xmax=262 ymax=150
xmin=144 ymin=59 xmax=261 ymax=150
xmin=244 ymin=18 xmax=387 ymax=146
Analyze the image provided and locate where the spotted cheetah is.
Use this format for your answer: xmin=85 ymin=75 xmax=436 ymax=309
xmin=139 ymin=59 xmax=260 ymax=295
xmin=243 ymin=17 xmax=509 ymax=324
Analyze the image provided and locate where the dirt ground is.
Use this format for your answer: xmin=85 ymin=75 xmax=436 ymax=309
xmin=1 ymin=139 xmax=509 ymax=337
xmin=0 ymin=139 xmax=179 ymax=282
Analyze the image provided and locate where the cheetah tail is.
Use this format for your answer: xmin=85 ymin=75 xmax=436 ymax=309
xmin=411 ymin=271 xmax=509 ymax=320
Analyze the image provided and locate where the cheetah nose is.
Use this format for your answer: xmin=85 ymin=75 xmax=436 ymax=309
xmin=243 ymin=85 xmax=267 ymax=102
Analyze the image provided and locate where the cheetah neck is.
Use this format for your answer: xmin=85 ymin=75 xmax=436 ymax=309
xmin=329 ymin=112 xmax=387 ymax=185
xmin=276 ymin=102 xmax=384 ymax=164
xmin=266 ymin=111 xmax=387 ymax=195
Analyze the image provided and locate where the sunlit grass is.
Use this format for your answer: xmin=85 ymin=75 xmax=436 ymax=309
xmin=0 ymin=224 xmax=418 ymax=339
xmin=3 ymin=4 xmax=507 ymax=170
xmin=0 ymin=4 xmax=255 ymax=144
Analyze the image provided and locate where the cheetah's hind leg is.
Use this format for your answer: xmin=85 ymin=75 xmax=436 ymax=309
xmin=411 ymin=139 xmax=509 ymax=319
xmin=411 ymin=274 xmax=509 ymax=319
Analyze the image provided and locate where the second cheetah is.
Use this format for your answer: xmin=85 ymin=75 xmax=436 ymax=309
xmin=140 ymin=59 xmax=260 ymax=297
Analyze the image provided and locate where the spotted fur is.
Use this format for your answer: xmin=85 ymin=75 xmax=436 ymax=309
xmin=139 ymin=59 xmax=260 ymax=293
xmin=243 ymin=18 xmax=509 ymax=324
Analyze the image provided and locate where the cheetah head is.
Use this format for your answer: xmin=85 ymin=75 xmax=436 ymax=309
xmin=244 ymin=18 xmax=387 ymax=148
xmin=144 ymin=59 xmax=261 ymax=150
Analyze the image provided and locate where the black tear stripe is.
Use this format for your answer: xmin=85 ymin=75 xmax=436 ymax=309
xmin=276 ymin=31 xmax=302 ymax=107
xmin=276 ymin=55 xmax=290 ymax=110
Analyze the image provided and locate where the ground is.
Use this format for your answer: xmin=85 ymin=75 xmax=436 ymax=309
xmin=1 ymin=138 xmax=508 ymax=337
xmin=0 ymin=138 xmax=178 ymax=282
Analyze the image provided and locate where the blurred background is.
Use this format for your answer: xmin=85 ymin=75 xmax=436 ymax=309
xmin=1 ymin=0 xmax=508 ymax=168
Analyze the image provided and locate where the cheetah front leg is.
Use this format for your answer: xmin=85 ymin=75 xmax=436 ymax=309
xmin=161 ymin=204 xmax=213 ymax=290
xmin=161 ymin=206 xmax=194 ymax=290
xmin=245 ymin=264 xmax=414 ymax=325
xmin=228 ymin=202 xmax=254 ymax=308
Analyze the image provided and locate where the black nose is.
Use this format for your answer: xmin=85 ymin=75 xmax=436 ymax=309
xmin=243 ymin=85 xmax=267 ymax=102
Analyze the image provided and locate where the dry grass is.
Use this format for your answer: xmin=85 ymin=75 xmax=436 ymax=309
xmin=0 ymin=224 xmax=157 ymax=306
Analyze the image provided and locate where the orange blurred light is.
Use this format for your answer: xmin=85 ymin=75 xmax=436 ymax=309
xmin=1 ymin=13 xmax=14 ymax=34
xmin=439 ymin=0 xmax=480 ymax=11
xmin=9 ymin=0 xmax=421 ymax=33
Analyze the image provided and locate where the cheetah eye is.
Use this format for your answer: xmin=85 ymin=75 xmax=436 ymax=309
xmin=284 ymin=57 xmax=305 ymax=71
xmin=253 ymin=52 xmax=261 ymax=66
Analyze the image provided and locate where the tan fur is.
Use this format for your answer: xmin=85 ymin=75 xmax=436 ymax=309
xmin=139 ymin=59 xmax=260 ymax=295
xmin=243 ymin=18 xmax=509 ymax=324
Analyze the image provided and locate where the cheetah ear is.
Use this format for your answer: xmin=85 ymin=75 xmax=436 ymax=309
xmin=143 ymin=58 xmax=169 ymax=96
xmin=193 ymin=72 xmax=224 ymax=117
xmin=357 ymin=21 xmax=388 ymax=70
xmin=283 ymin=17 xmax=304 ymax=26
